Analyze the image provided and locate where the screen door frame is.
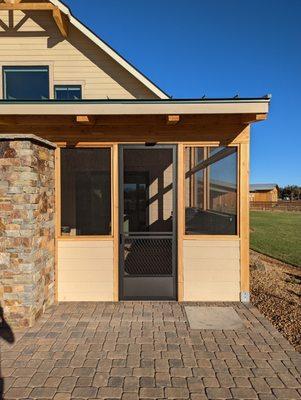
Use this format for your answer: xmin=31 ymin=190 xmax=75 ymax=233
xmin=118 ymin=144 xmax=178 ymax=300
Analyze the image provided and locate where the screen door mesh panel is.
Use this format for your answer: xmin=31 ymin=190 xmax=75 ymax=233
xmin=124 ymin=238 xmax=172 ymax=275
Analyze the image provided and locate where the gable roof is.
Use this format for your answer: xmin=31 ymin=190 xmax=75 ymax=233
xmin=250 ymin=184 xmax=278 ymax=192
xmin=48 ymin=0 xmax=169 ymax=99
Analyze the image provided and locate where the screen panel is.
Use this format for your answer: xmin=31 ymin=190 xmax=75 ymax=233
xmin=61 ymin=148 xmax=111 ymax=236
xmin=185 ymin=146 xmax=237 ymax=235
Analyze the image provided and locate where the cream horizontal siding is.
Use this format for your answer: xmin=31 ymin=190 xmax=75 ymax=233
xmin=183 ymin=239 xmax=240 ymax=301
xmin=0 ymin=10 xmax=157 ymax=99
xmin=58 ymin=239 xmax=114 ymax=301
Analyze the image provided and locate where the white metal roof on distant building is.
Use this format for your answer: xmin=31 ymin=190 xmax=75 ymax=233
xmin=250 ymin=184 xmax=278 ymax=192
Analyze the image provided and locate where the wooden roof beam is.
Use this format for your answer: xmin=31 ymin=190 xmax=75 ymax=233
xmin=3 ymin=0 xmax=22 ymax=4
xmin=242 ymin=113 xmax=267 ymax=123
xmin=0 ymin=2 xmax=55 ymax=10
xmin=52 ymin=6 xmax=68 ymax=38
xmin=0 ymin=2 xmax=69 ymax=38
xmin=255 ymin=113 xmax=267 ymax=121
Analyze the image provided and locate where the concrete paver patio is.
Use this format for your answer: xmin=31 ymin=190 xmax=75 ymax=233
xmin=1 ymin=302 xmax=301 ymax=400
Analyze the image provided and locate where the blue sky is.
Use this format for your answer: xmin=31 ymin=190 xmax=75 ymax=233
xmin=64 ymin=0 xmax=301 ymax=186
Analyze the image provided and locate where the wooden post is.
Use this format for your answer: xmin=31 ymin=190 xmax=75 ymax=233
xmin=239 ymin=126 xmax=250 ymax=301
xmin=203 ymin=147 xmax=209 ymax=211
xmin=113 ymin=144 xmax=119 ymax=301
xmin=178 ymin=144 xmax=184 ymax=301
xmin=54 ymin=147 xmax=61 ymax=304
xmin=190 ymin=148 xmax=195 ymax=207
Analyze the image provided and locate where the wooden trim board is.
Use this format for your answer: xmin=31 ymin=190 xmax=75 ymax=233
xmin=239 ymin=127 xmax=250 ymax=296
xmin=113 ymin=144 xmax=119 ymax=301
xmin=54 ymin=147 xmax=61 ymax=303
xmin=177 ymin=144 xmax=184 ymax=301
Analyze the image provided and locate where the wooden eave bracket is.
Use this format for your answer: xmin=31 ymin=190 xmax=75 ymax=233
xmin=244 ymin=113 xmax=267 ymax=123
xmin=167 ymin=115 xmax=180 ymax=125
xmin=0 ymin=1 xmax=69 ymax=38
xmin=0 ymin=2 xmax=55 ymax=10
xmin=254 ymin=113 xmax=267 ymax=121
xmin=4 ymin=0 xmax=22 ymax=4
xmin=75 ymin=115 xmax=96 ymax=125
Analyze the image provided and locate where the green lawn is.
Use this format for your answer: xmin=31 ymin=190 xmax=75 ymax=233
xmin=250 ymin=211 xmax=301 ymax=267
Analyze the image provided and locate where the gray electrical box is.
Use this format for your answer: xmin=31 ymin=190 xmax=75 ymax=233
xmin=240 ymin=292 xmax=250 ymax=303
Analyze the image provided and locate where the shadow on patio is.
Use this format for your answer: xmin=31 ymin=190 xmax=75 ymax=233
xmin=0 ymin=306 xmax=15 ymax=400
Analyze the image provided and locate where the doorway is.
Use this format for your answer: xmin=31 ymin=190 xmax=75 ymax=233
xmin=119 ymin=144 xmax=177 ymax=300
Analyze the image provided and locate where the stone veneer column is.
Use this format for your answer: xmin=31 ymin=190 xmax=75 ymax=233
xmin=0 ymin=135 xmax=56 ymax=327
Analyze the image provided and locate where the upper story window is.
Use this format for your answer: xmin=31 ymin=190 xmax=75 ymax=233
xmin=54 ymin=85 xmax=82 ymax=100
xmin=3 ymin=66 xmax=49 ymax=100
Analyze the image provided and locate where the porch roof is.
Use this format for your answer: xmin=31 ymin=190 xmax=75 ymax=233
xmin=0 ymin=97 xmax=270 ymax=116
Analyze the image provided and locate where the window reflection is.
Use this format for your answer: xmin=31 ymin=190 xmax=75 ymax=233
xmin=185 ymin=146 xmax=237 ymax=235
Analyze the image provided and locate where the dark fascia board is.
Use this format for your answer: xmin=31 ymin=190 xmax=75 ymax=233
xmin=0 ymin=97 xmax=271 ymax=105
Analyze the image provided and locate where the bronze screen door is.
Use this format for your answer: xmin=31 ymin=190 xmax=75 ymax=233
xmin=119 ymin=144 xmax=177 ymax=300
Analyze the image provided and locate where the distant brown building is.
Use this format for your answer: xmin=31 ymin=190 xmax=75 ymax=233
xmin=250 ymin=184 xmax=279 ymax=202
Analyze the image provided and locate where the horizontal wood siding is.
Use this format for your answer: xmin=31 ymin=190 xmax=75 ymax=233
xmin=183 ymin=239 xmax=240 ymax=301
xmin=58 ymin=239 xmax=114 ymax=301
xmin=0 ymin=10 xmax=157 ymax=99
xmin=251 ymin=188 xmax=278 ymax=202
